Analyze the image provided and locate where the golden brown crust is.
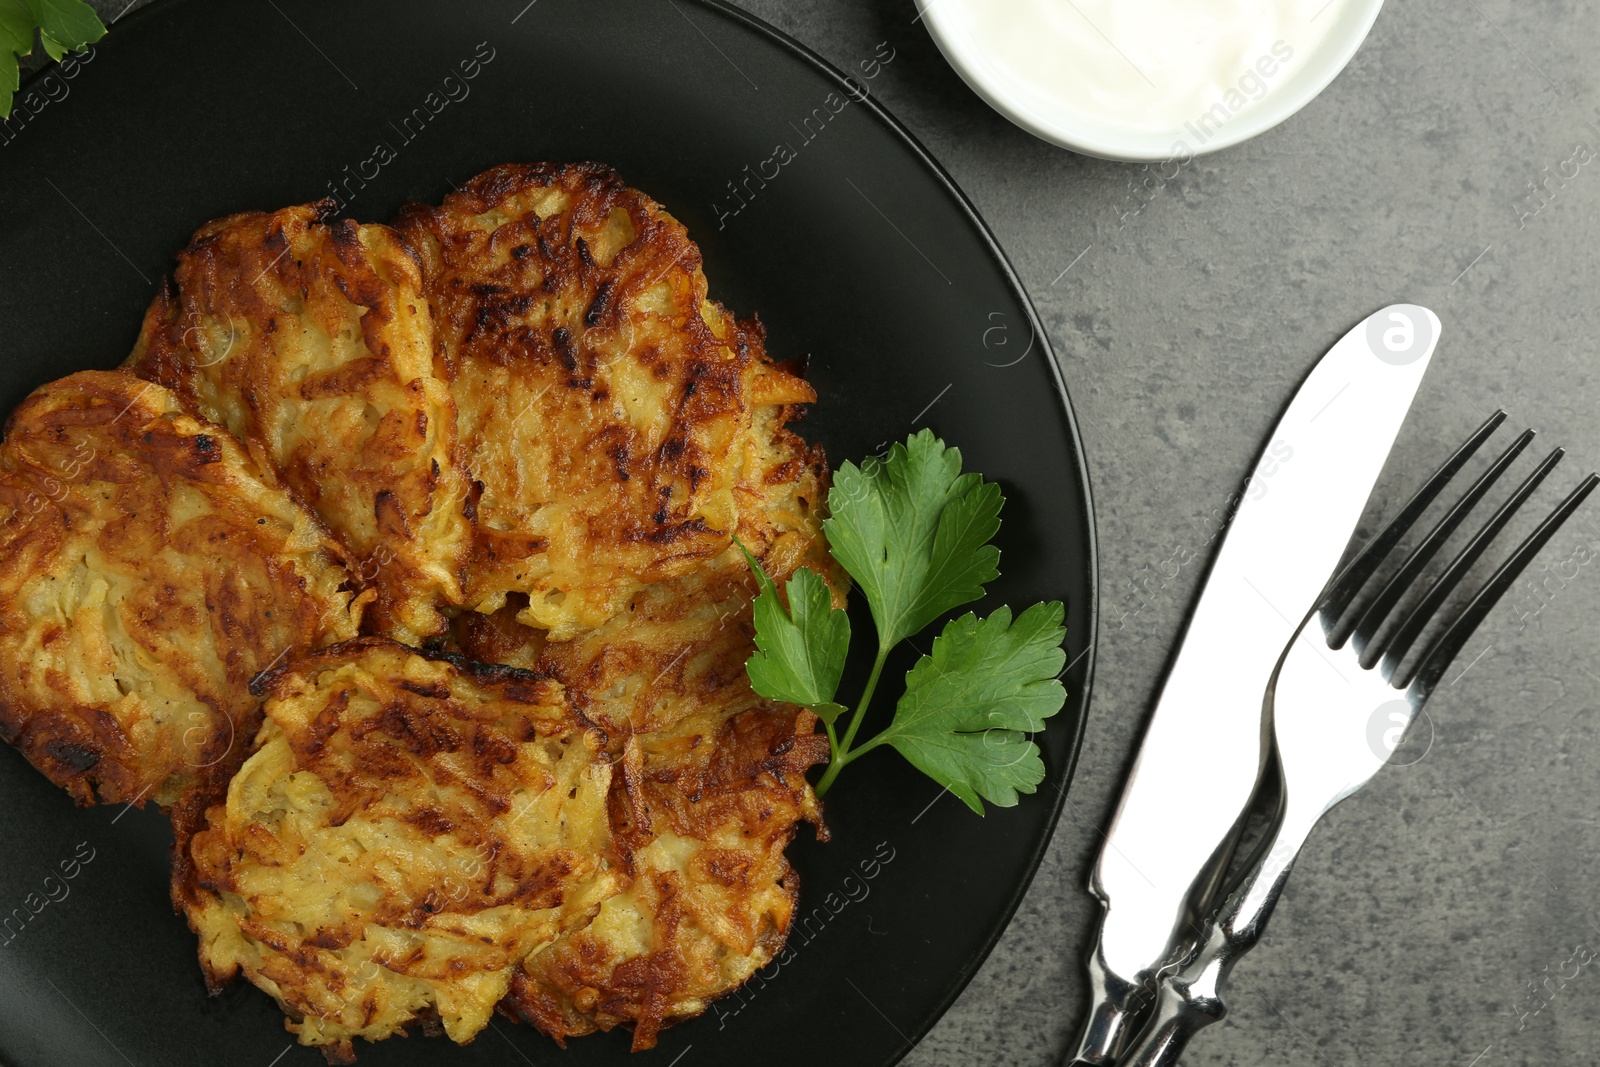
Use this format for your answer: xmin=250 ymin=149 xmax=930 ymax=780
xmin=453 ymin=559 xmax=832 ymax=1050
xmin=480 ymin=508 xmax=836 ymax=1050
xmin=505 ymin=701 xmax=827 ymax=1051
xmin=172 ymin=638 xmax=621 ymax=1058
xmin=395 ymin=162 xmax=821 ymax=639
xmin=0 ymin=370 xmax=364 ymax=807
xmin=125 ymin=201 xmax=471 ymax=644
xmin=0 ymin=163 xmax=848 ymax=1058
xmin=422 ymin=204 xmax=847 ymax=1047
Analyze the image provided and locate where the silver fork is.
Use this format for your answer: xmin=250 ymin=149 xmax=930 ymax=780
xmin=1118 ymin=411 xmax=1600 ymax=1067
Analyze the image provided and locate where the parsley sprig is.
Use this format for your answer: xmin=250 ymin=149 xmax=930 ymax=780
xmin=742 ymin=430 xmax=1068 ymax=814
xmin=1 ymin=0 xmax=106 ymax=118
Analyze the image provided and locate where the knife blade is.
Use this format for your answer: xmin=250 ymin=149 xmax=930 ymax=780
xmin=1072 ymin=304 xmax=1440 ymax=1064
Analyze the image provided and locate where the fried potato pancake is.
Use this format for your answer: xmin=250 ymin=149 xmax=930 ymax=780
xmin=461 ymin=522 xmax=834 ymax=1052
xmin=0 ymin=370 xmax=364 ymax=807
xmin=172 ymin=639 xmax=621 ymax=1062
xmin=395 ymin=162 xmax=819 ymax=640
xmin=504 ymin=539 xmax=830 ymax=1052
xmin=457 ymin=564 xmax=829 ymax=1050
xmin=507 ymin=699 xmax=827 ymax=1051
xmin=126 ymin=201 xmax=471 ymax=644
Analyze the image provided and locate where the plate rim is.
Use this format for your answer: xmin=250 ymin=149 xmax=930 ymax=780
xmin=9 ymin=2 xmax=1101 ymax=1063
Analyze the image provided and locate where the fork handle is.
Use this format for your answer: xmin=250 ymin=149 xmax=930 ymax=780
xmin=1119 ymin=812 xmax=1316 ymax=1067
xmin=1115 ymin=914 xmax=1238 ymax=1067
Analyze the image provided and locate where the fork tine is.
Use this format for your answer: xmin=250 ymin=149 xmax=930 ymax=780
xmin=1375 ymin=447 xmax=1566 ymax=673
xmin=1348 ymin=427 xmax=1536 ymax=658
xmin=1318 ymin=409 xmax=1504 ymax=643
xmin=1403 ymin=473 xmax=1600 ymax=700
xmin=1322 ymin=410 xmax=1507 ymax=646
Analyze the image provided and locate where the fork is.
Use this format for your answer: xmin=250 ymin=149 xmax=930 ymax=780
xmin=1117 ymin=411 xmax=1600 ymax=1067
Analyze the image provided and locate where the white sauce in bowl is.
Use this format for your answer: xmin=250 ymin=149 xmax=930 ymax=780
xmin=935 ymin=0 xmax=1350 ymax=138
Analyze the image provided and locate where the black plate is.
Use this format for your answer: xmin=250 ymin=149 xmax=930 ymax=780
xmin=0 ymin=2 xmax=1097 ymax=1064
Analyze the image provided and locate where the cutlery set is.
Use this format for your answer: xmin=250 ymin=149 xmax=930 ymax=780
xmin=1073 ymin=305 xmax=1598 ymax=1065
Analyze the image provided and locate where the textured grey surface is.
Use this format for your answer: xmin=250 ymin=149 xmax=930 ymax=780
xmin=35 ymin=0 xmax=1600 ymax=1064
xmin=721 ymin=2 xmax=1600 ymax=1066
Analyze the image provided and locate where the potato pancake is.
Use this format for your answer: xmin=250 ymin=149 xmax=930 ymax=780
xmin=463 ymin=522 xmax=836 ymax=1051
xmin=0 ymin=370 xmax=364 ymax=807
xmin=507 ymin=699 xmax=827 ymax=1051
xmin=126 ymin=201 xmax=471 ymax=644
xmin=172 ymin=639 xmax=621 ymax=1062
xmin=456 ymin=563 xmax=831 ymax=1050
xmin=395 ymin=162 xmax=819 ymax=640
xmin=498 ymin=543 xmax=831 ymax=1050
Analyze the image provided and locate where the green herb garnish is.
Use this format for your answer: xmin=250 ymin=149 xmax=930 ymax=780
xmin=742 ymin=429 xmax=1068 ymax=814
xmin=1 ymin=0 xmax=106 ymax=118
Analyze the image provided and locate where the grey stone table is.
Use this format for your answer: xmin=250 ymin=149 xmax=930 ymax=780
xmin=729 ymin=3 xmax=1600 ymax=1066
xmin=46 ymin=1 xmax=1600 ymax=1064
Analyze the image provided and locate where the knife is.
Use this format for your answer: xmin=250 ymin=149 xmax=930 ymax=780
xmin=1071 ymin=304 xmax=1440 ymax=1064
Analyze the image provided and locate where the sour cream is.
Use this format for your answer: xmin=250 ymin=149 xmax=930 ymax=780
xmin=926 ymin=0 xmax=1365 ymax=156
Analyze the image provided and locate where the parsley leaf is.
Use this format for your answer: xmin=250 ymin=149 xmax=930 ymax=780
xmin=0 ymin=0 xmax=105 ymax=118
xmin=32 ymin=0 xmax=103 ymax=62
xmin=0 ymin=1 xmax=34 ymax=114
xmin=741 ymin=544 xmax=850 ymax=725
xmin=825 ymin=429 xmax=1001 ymax=651
xmin=864 ymin=602 xmax=1067 ymax=814
xmin=744 ymin=429 xmax=1070 ymax=813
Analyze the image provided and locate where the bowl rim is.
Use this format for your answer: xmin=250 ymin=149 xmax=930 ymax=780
xmin=922 ymin=0 xmax=1387 ymax=162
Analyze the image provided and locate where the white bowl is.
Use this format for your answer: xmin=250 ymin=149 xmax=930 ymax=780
xmin=922 ymin=0 xmax=1386 ymax=162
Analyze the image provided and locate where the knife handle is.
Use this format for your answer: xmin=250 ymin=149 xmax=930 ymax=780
xmin=1072 ymin=809 xmax=1260 ymax=1064
xmin=1119 ymin=813 xmax=1316 ymax=1067
xmin=1069 ymin=935 xmax=1151 ymax=1064
xmin=1116 ymin=916 xmax=1234 ymax=1067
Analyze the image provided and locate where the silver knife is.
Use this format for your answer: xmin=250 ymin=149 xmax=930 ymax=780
xmin=1072 ymin=304 xmax=1440 ymax=1063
